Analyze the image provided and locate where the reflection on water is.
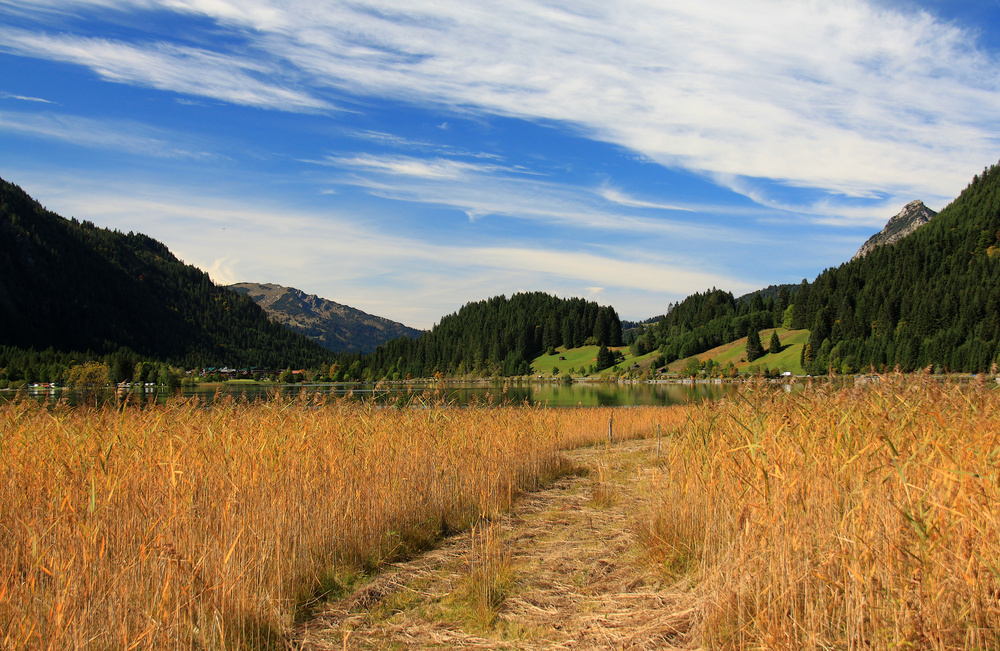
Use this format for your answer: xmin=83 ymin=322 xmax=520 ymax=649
xmin=8 ymin=380 xmax=741 ymax=407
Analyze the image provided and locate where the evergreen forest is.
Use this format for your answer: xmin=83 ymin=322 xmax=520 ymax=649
xmin=0 ymin=177 xmax=333 ymax=383
xmin=629 ymin=161 xmax=1000 ymax=374
xmin=335 ymin=293 xmax=623 ymax=380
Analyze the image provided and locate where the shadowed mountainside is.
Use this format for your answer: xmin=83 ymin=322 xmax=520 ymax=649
xmin=0 ymin=177 xmax=332 ymax=368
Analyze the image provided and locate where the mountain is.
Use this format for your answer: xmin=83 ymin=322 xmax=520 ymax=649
xmin=852 ymin=200 xmax=937 ymax=260
xmin=626 ymin=163 xmax=1000 ymax=374
xmin=792 ymin=170 xmax=1000 ymax=374
xmin=0 ymin=177 xmax=333 ymax=369
xmin=229 ymin=282 xmax=422 ymax=354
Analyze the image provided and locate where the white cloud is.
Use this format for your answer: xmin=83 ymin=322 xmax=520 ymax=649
xmin=234 ymin=0 xmax=999 ymax=204
xmin=323 ymin=154 xmax=504 ymax=180
xmin=6 ymin=0 xmax=999 ymax=213
xmin=15 ymin=174 xmax=758 ymax=328
xmin=0 ymin=26 xmax=330 ymax=112
xmin=350 ymin=130 xmax=437 ymax=149
xmin=599 ymin=187 xmax=695 ymax=212
xmin=0 ymin=92 xmax=55 ymax=103
xmin=0 ymin=109 xmax=210 ymax=157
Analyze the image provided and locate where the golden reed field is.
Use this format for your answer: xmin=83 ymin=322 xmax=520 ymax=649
xmin=2 ymin=377 xmax=999 ymax=649
xmin=644 ymin=376 xmax=1000 ymax=649
xmin=0 ymin=390 xmax=666 ymax=649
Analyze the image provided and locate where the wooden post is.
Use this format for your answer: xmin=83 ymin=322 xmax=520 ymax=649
xmin=657 ymin=423 xmax=661 ymax=458
xmin=608 ymin=415 xmax=613 ymax=445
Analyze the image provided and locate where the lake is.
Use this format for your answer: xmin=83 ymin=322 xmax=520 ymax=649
xmin=10 ymin=379 xmax=741 ymax=407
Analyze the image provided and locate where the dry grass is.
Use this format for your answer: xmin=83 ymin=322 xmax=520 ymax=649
xmin=300 ymin=438 xmax=699 ymax=650
xmin=467 ymin=518 xmax=512 ymax=629
xmin=642 ymin=375 xmax=1000 ymax=650
xmin=18 ymin=376 xmax=994 ymax=651
xmin=0 ymin=391 xmax=668 ymax=649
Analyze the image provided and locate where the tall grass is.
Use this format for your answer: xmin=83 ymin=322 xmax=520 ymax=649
xmin=0 ymin=392 xmax=667 ymax=649
xmin=467 ymin=518 xmax=513 ymax=628
xmin=643 ymin=376 xmax=1000 ymax=649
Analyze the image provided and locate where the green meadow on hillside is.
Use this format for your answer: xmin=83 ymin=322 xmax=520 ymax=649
xmin=530 ymin=330 xmax=810 ymax=378
xmin=529 ymin=345 xmax=660 ymax=377
xmin=667 ymin=328 xmax=809 ymax=375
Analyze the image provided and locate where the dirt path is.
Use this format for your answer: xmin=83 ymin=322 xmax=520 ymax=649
xmin=296 ymin=439 xmax=700 ymax=650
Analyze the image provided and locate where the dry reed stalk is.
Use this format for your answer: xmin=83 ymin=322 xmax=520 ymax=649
xmin=0 ymin=396 xmax=673 ymax=649
xmin=467 ymin=518 xmax=512 ymax=629
xmin=590 ymin=462 xmax=616 ymax=509
xmin=642 ymin=376 xmax=1000 ymax=650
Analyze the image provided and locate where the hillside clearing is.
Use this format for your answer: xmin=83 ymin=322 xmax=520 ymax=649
xmin=530 ymin=345 xmax=660 ymax=377
xmin=666 ymin=328 xmax=809 ymax=375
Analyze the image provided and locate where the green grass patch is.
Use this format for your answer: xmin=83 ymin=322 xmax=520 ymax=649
xmin=530 ymin=346 xmax=598 ymax=376
xmin=667 ymin=329 xmax=810 ymax=376
xmin=529 ymin=345 xmax=661 ymax=377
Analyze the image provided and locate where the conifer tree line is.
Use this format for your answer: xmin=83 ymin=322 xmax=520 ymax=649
xmin=336 ymin=293 xmax=623 ymax=380
xmin=629 ymin=161 xmax=1000 ymax=374
xmin=626 ymin=287 xmax=791 ymax=366
xmin=789 ymin=161 xmax=1000 ymax=374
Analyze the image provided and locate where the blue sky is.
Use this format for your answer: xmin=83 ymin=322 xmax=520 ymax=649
xmin=2 ymin=1 xmax=1000 ymax=329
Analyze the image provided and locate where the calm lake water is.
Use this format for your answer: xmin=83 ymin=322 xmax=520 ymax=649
xmin=10 ymin=380 xmax=741 ymax=407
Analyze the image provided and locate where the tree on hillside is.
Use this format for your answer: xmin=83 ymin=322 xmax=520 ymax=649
xmin=746 ymin=329 xmax=765 ymax=362
xmin=769 ymin=331 xmax=781 ymax=355
xmin=595 ymin=345 xmax=614 ymax=371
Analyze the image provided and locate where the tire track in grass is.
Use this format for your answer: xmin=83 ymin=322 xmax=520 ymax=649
xmin=296 ymin=439 xmax=699 ymax=650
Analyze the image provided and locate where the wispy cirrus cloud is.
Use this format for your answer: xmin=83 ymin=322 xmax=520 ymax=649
xmin=350 ymin=130 xmax=439 ymax=149
xmin=320 ymin=153 xmax=507 ymax=180
xmin=599 ymin=187 xmax=695 ymax=212
xmin=0 ymin=109 xmax=211 ymax=158
xmin=0 ymin=92 xmax=55 ymax=103
xmin=5 ymin=1 xmax=999 ymax=215
xmin=164 ymin=1 xmax=1000 ymax=204
xmin=0 ymin=26 xmax=329 ymax=112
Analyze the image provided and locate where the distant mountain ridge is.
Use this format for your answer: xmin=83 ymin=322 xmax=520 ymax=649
xmin=853 ymin=200 xmax=937 ymax=260
xmin=229 ymin=282 xmax=422 ymax=353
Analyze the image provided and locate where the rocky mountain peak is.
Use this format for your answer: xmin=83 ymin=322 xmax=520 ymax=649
xmin=852 ymin=200 xmax=937 ymax=261
xmin=228 ymin=282 xmax=422 ymax=353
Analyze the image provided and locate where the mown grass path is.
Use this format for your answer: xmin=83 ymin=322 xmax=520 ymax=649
xmin=296 ymin=439 xmax=698 ymax=650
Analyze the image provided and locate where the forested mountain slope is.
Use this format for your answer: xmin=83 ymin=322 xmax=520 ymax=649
xmin=230 ymin=282 xmax=422 ymax=353
xmin=793 ymin=164 xmax=1000 ymax=373
xmin=341 ymin=293 xmax=622 ymax=379
xmin=0 ymin=177 xmax=332 ymax=369
xmin=632 ymin=163 xmax=1000 ymax=374
xmin=626 ymin=287 xmax=789 ymax=365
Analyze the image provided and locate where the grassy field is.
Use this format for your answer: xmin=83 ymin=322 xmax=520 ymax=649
xmin=4 ymin=377 xmax=998 ymax=649
xmin=532 ymin=329 xmax=809 ymax=378
xmin=529 ymin=345 xmax=658 ymax=377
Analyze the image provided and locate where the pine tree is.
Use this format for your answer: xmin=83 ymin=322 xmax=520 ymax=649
xmin=746 ymin=329 xmax=764 ymax=362
xmin=769 ymin=331 xmax=781 ymax=354
xmin=595 ymin=344 xmax=614 ymax=371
